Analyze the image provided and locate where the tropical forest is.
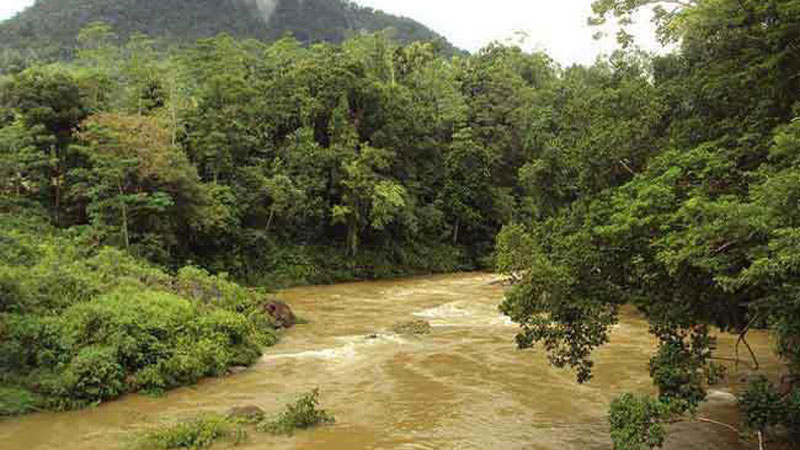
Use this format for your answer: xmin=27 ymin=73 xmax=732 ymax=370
xmin=0 ymin=0 xmax=798 ymax=449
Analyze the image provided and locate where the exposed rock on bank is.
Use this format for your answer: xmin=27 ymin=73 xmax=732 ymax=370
xmin=226 ymin=405 xmax=265 ymax=423
xmin=264 ymin=299 xmax=297 ymax=328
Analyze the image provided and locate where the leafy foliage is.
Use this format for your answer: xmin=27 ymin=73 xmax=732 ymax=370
xmin=496 ymin=0 xmax=800 ymax=447
xmin=0 ymin=0 xmax=459 ymax=68
xmin=258 ymin=389 xmax=335 ymax=436
xmin=739 ymin=377 xmax=786 ymax=432
xmin=609 ymin=394 xmax=669 ymax=450
xmin=139 ymin=389 xmax=333 ymax=449
xmin=0 ymin=215 xmax=275 ymax=412
xmin=0 ymin=2 xmax=797 ymax=449
xmin=143 ymin=414 xmax=245 ymax=450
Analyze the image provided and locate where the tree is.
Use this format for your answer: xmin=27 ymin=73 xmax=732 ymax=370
xmin=77 ymin=113 xmax=206 ymax=261
xmin=588 ymin=0 xmax=699 ymax=47
xmin=0 ymin=67 xmax=88 ymax=223
xmin=439 ymin=127 xmax=493 ymax=245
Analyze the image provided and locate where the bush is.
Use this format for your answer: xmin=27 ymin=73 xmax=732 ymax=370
xmin=648 ymin=333 xmax=708 ymax=414
xmin=136 ymin=390 xmax=333 ymax=449
xmin=143 ymin=414 xmax=245 ymax=449
xmin=54 ymin=288 xmax=266 ymax=398
xmin=0 ymin=214 xmax=277 ymax=415
xmin=175 ymin=266 xmax=258 ymax=313
xmin=739 ymin=376 xmax=784 ymax=432
xmin=739 ymin=377 xmax=800 ymax=444
xmin=60 ymin=345 xmax=125 ymax=404
xmin=258 ymin=389 xmax=335 ymax=436
xmin=609 ymin=393 xmax=668 ymax=450
xmin=0 ymin=313 xmax=65 ymax=372
xmin=704 ymin=361 xmax=727 ymax=385
xmin=0 ymin=386 xmax=41 ymax=416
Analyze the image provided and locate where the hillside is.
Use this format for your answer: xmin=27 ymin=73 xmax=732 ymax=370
xmin=0 ymin=0 xmax=458 ymax=57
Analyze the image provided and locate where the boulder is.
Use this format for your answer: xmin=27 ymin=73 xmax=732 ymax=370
xmin=392 ymin=319 xmax=432 ymax=335
xmin=706 ymin=390 xmax=737 ymax=404
xmin=226 ymin=405 xmax=265 ymax=423
xmin=263 ymin=299 xmax=297 ymax=329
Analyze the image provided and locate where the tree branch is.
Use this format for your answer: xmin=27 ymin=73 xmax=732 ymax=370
xmin=696 ymin=416 xmax=746 ymax=438
xmin=735 ymin=314 xmax=760 ymax=371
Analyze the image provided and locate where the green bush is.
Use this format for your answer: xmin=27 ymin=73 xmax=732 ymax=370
xmin=0 ymin=386 xmax=41 ymax=416
xmin=648 ymin=334 xmax=707 ymax=414
xmin=136 ymin=390 xmax=333 ymax=449
xmin=175 ymin=266 xmax=258 ymax=313
xmin=0 ymin=217 xmax=277 ymax=414
xmin=60 ymin=345 xmax=125 ymax=403
xmin=609 ymin=393 xmax=669 ymax=450
xmin=258 ymin=389 xmax=335 ymax=436
xmin=704 ymin=361 xmax=727 ymax=385
xmin=739 ymin=376 xmax=784 ymax=432
xmin=739 ymin=377 xmax=800 ymax=444
xmin=0 ymin=313 xmax=65 ymax=372
xmin=143 ymin=414 xmax=245 ymax=449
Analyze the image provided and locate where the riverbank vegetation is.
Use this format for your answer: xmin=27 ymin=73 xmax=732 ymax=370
xmin=140 ymin=389 xmax=334 ymax=449
xmin=497 ymin=0 xmax=800 ymax=447
xmin=0 ymin=210 xmax=277 ymax=413
xmin=0 ymin=0 xmax=798 ymax=447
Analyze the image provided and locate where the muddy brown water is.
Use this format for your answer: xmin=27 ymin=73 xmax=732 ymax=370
xmin=0 ymin=273 xmax=783 ymax=450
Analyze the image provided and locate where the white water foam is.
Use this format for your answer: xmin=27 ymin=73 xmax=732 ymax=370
xmin=263 ymin=334 xmax=406 ymax=362
xmin=414 ymin=301 xmax=515 ymax=327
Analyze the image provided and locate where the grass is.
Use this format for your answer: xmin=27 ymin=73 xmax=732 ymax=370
xmin=138 ymin=389 xmax=334 ymax=449
xmin=141 ymin=414 xmax=245 ymax=449
xmin=0 ymin=387 xmax=42 ymax=416
xmin=258 ymin=388 xmax=335 ymax=436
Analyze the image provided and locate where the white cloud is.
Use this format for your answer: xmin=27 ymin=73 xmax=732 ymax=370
xmin=0 ymin=0 xmax=666 ymax=65
xmin=0 ymin=0 xmax=34 ymax=22
xmin=357 ymin=0 xmax=666 ymax=65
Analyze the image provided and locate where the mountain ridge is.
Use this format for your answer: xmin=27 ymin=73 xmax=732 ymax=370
xmin=0 ymin=0 xmax=460 ymax=58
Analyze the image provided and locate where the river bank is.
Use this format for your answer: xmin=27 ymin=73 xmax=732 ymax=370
xmin=0 ymin=273 xmax=782 ymax=450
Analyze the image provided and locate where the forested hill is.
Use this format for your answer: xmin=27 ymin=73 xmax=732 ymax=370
xmin=0 ymin=0 xmax=458 ymax=58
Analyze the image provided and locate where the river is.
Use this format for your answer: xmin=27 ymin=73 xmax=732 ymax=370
xmin=0 ymin=273 xmax=783 ymax=449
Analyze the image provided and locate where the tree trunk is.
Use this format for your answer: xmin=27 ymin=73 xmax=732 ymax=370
xmin=266 ymin=206 xmax=275 ymax=232
xmin=453 ymin=218 xmax=460 ymax=245
xmin=118 ymin=179 xmax=130 ymax=250
xmin=53 ymin=156 xmax=61 ymax=226
xmin=348 ymin=215 xmax=358 ymax=257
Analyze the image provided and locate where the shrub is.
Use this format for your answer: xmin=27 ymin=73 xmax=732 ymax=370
xmin=739 ymin=376 xmax=784 ymax=432
xmin=0 ymin=313 xmax=65 ymax=372
xmin=0 ymin=215 xmax=277 ymax=415
xmin=705 ymin=361 xmax=727 ymax=385
xmin=85 ymin=247 xmax=172 ymax=291
xmin=609 ymin=393 xmax=669 ymax=450
xmin=60 ymin=345 xmax=125 ymax=404
xmin=198 ymin=310 xmax=262 ymax=366
xmin=785 ymin=389 xmax=800 ymax=441
xmin=143 ymin=414 xmax=245 ymax=449
xmin=258 ymin=389 xmax=335 ymax=436
xmin=648 ymin=333 xmax=708 ymax=414
xmin=0 ymin=386 xmax=41 ymax=416
xmin=175 ymin=266 xmax=258 ymax=313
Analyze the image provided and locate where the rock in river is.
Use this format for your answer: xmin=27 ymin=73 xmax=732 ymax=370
xmin=392 ymin=319 xmax=432 ymax=335
xmin=226 ymin=405 xmax=265 ymax=423
xmin=263 ymin=299 xmax=297 ymax=328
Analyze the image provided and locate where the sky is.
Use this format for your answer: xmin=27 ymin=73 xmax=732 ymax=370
xmin=0 ymin=0 xmax=666 ymax=65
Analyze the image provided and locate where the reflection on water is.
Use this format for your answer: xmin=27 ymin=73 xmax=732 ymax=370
xmin=0 ymin=273 xmax=782 ymax=450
